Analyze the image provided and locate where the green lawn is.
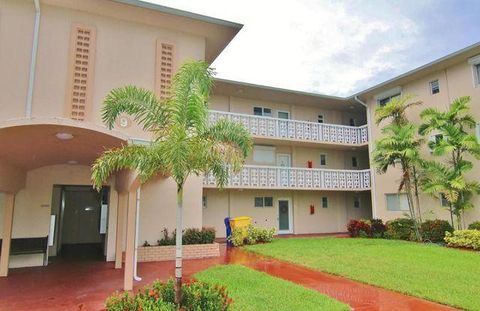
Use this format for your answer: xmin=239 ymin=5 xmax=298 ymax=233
xmin=194 ymin=264 xmax=349 ymax=311
xmin=245 ymin=237 xmax=480 ymax=311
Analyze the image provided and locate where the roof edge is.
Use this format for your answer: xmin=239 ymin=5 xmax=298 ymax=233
xmin=113 ymin=0 xmax=243 ymax=29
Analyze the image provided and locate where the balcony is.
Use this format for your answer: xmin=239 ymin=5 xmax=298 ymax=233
xmin=209 ymin=110 xmax=368 ymax=145
xmin=203 ymin=165 xmax=371 ymax=191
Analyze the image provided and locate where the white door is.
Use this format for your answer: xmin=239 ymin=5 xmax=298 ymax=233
xmin=276 ymin=154 xmax=291 ymax=167
xmin=278 ymin=198 xmax=293 ymax=234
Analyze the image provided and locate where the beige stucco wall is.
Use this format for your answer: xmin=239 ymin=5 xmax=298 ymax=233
xmin=367 ymin=59 xmax=480 ymax=225
xmin=202 ymin=189 xmax=372 ymax=238
xmin=0 ymin=0 xmax=206 ymax=139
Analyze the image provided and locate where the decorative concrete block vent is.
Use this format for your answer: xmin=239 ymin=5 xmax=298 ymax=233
xmin=137 ymin=243 xmax=220 ymax=262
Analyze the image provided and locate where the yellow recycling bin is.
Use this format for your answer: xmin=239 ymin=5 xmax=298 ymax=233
xmin=229 ymin=216 xmax=252 ymax=240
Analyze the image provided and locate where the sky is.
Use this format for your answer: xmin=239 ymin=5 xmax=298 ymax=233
xmin=148 ymin=0 xmax=480 ymax=97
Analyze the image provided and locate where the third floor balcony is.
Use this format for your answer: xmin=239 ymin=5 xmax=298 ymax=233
xmin=209 ymin=110 xmax=369 ymax=146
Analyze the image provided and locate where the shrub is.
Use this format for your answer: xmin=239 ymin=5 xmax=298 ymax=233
xmin=105 ymin=279 xmax=231 ymax=311
xmin=420 ymin=219 xmax=453 ymax=243
xmin=384 ymin=218 xmax=415 ymax=241
xmin=229 ymin=225 xmax=275 ymax=247
xmin=370 ymin=219 xmax=386 ymax=238
xmin=444 ymin=230 xmax=480 ymax=250
xmin=468 ymin=221 xmax=480 ymax=230
xmin=347 ymin=219 xmax=371 ymax=237
xmin=157 ymin=227 xmax=216 ymax=246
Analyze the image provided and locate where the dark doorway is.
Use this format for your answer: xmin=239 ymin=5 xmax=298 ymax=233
xmin=55 ymin=186 xmax=109 ymax=261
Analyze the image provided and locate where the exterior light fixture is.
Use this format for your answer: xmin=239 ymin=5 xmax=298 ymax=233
xmin=67 ymin=160 xmax=78 ymax=165
xmin=55 ymin=132 xmax=73 ymax=140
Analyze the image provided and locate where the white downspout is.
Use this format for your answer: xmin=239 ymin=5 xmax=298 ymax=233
xmin=354 ymin=96 xmax=378 ymax=219
xmin=134 ymin=187 xmax=142 ymax=281
xmin=26 ymin=0 xmax=41 ymax=118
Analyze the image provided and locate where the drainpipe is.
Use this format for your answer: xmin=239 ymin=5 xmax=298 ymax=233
xmin=134 ymin=187 xmax=142 ymax=281
xmin=354 ymin=96 xmax=378 ymax=219
xmin=26 ymin=0 xmax=41 ymax=118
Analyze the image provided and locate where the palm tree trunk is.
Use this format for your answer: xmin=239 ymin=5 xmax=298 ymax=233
xmin=174 ymin=183 xmax=184 ymax=305
xmin=404 ymin=177 xmax=422 ymax=241
xmin=448 ymin=203 xmax=454 ymax=228
xmin=412 ymin=166 xmax=422 ymax=222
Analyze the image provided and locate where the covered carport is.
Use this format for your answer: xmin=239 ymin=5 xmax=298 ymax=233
xmin=0 ymin=117 xmax=142 ymax=290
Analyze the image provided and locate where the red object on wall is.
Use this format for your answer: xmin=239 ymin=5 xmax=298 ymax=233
xmin=307 ymin=161 xmax=313 ymax=168
xmin=310 ymin=205 xmax=315 ymax=215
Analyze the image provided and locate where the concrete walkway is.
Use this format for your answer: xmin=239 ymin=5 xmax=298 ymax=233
xmin=0 ymin=245 xmax=458 ymax=311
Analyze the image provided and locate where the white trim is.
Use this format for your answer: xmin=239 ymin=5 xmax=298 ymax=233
xmin=277 ymin=198 xmax=293 ymax=234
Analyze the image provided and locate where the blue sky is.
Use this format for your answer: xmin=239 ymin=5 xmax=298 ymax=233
xmin=149 ymin=0 xmax=480 ymax=97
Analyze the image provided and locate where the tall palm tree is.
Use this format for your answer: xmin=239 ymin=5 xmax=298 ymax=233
xmin=419 ymin=96 xmax=480 ymax=228
xmin=375 ymin=95 xmax=424 ymax=222
xmin=372 ymin=123 xmax=423 ymax=241
xmin=91 ymin=61 xmax=252 ymax=303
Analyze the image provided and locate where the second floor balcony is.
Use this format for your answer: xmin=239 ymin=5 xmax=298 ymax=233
xmin=203 ymin=165 xmax=371 ymax=191
xmin=209 ymin=110 xmax=369 ymax=146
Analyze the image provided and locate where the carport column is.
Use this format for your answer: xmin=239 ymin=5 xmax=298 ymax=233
xmin=0 ymin=193 xmax=15 ymax=277
xmin=124 ymin=189 xmax=137 ymax=290
xmin=115 ymin=192 xmax=127 ymax=269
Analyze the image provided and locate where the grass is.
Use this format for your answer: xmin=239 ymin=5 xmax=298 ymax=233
xmin=194 ymin=264 xmax=350 ymax=311
xmin=245 ymin=237 xmax=480 ymax=311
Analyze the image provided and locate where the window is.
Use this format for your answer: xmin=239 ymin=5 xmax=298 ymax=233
xmin=322 ymin=197 xmax=328 ymax=208
xmin=386 ymin=193 xmax=409 ymax=211
xmin=349 ymin=118 xmax=356 ymax=126
xmin=277 ymin=111 xmax=290 ymax=119
xmin=253 ymin=107 xmax=272 ymax=117
xmin=353 ymin=196 xmax=360 ymax=208
xmin=430 ymin=80 xmax=440 ymax=94
xmin=468 ymin=55 xmax=480 ymax=86
xmin=476 ymin=64 xmax=480 ymax=86
xmin=351 ymin=157 xmax=358 ymax=168
xmin=255 ymin=197 xmax=273 ymax=208
xmin=440 ymin=193 xmax=449 ymax=207
xmin=318 ymin=114 xmax=324 ymax=123
xmin=202 ymin=196 xmax=207 ymax=209
xmin=254 ymin=197 xmax=264 ymax=207
xmin=320 ymin=154 xmax=327 ymax=166
xmin=428 ymin=134 xmax=445 ymax=152
xmin=253 ymin=145 xmax=275 ymax=164
xmin=378 ymin=93 xmax=400 ymax=107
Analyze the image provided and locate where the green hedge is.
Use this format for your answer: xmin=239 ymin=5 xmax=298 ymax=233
xmin=444 ymin=230 xmax=480 ymax=250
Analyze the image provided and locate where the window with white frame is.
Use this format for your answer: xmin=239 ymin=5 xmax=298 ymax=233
xmin=322 ymin=197 xmax=328 ymax=208
xmin=277 ymin=111 xmax=290 ymax=119
xmin=376 ymin=87 xmax=402 ymax=107
xmin=253 ymin=106 xmax=272 ymax=117
xmin=378 ymin=93 xmax=400 ymax=107
xmin=253 ymin=145 xmax=275 ymax=164
xmin=386 ymin=193 xmax=409 ymax=211
xmin=320 ymin=154 xmax=327 ymax=166
xmin=468 ymin=55 xmax=480 ymax=86
xmin=430 ymin=79 xmax=440 ymax=94
xmin=318 ymin=114 xmax=324 ymax=123
xmin=254 ymin=196 xmax=273 ymax=208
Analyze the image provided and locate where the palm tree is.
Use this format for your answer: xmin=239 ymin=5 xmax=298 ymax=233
xmin=375 ymin=94 xmax=422 ymax=126
xmin=91 ymin=61 xmax=252 ymax=303
xmin=375 ymin=95 xmax=424 ymax=222
xmin=372 ymin=123 xmax=423 ymax=241
xmin=421 ymin=160 xmax=480 ymax=228
xmin=419 ymin=96 xmax=480 ymax=228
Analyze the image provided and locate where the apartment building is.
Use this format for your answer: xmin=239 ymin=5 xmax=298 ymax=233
xmin=353 ymin=44 xmax=480 ymax=226
xmin=0 ymin=0 xmax=479 ymax=291
xmin=204 ymin=79 xmax=372 ymax=236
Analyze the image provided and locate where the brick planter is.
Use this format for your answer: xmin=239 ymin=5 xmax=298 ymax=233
xmin=137 ymin=243 xmax=220 ymax=262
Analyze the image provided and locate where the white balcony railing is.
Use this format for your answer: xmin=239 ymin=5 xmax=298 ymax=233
xmin=203 ymin=165 xmax=371 ymax=191
xmin=209 ymin=110 xmax=368 ymax=145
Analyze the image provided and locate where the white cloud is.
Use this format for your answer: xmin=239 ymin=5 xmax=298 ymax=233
xmin=146 ymin=0 xmax=471 ymax=96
